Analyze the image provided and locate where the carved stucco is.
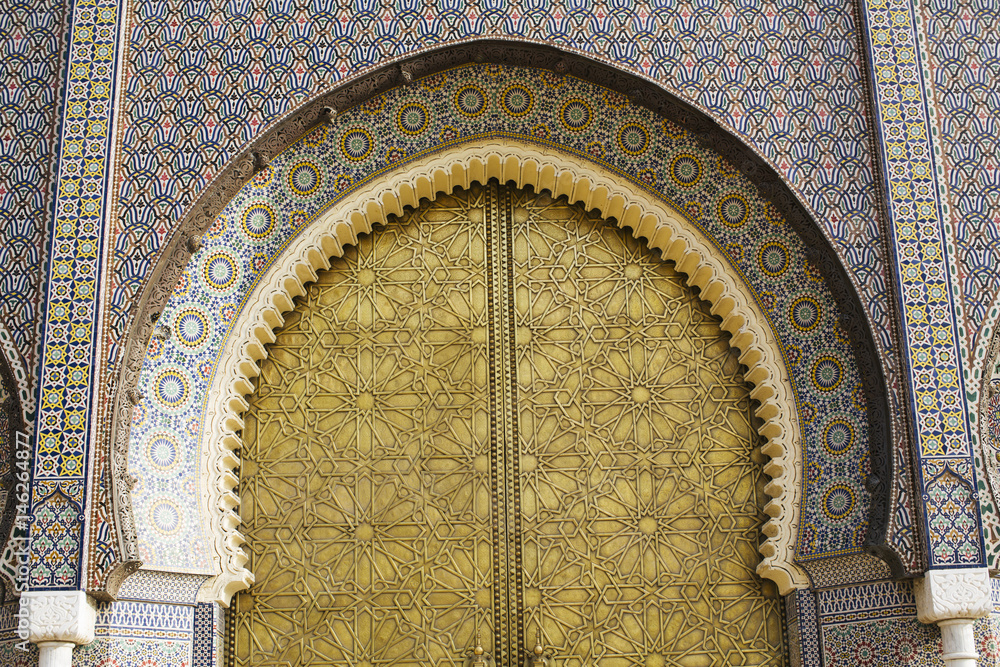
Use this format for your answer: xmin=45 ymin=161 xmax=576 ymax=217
xmin=22 ymin=591 xmax=97 ymax=645
xmin=193 ymin=141 xmax=808 ymax=605
xmin=914 ymin=568 xmax=992 ymax=624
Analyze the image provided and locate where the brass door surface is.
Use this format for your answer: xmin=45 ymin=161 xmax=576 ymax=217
xmin=234 ymin=184 xmax=786 ymax=667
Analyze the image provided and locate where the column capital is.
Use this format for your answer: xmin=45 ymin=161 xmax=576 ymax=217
xmin=22 ymin=591 xmax=97 ymax=646
xmin=915 ymin=568 xmax=992 ymax=624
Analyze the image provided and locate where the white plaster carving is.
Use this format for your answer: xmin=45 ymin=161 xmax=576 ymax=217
xmin=196 ymin=139 xmax=808 ymax=604
xmin=915 ymin=568 xmax=992 ymax=624
xmin=22 ymin=590 xmax=97 ymax=645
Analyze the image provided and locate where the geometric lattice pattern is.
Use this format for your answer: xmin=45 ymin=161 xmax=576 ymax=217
xmin=920 ymin=1 xmax=1000 ymax=364
xmin=130 ymin=65 xmax=871 ymax=577
xmin=235 ymin=185 xmax=786 ymax=667
xmin=821 ymin=617 xmax=941 ymax=667
xmin=859 ymin=0 xmax=983 ymax=566
xmin=509 ymin=187 xmax=785 ymax=666
xmin=923 ymin=0 xmax=1000 ymax=569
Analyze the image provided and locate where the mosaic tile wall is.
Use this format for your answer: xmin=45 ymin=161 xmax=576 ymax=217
xmin=919 ymin=1 xmax=1000 ymax=367
xmin=786 ymin=590 xmax=821 ymax=667
xmin=111 ymin=1 xmax=895 ymax=368
xmin=67 ymin=571 xmax=210 ymax=667
xmin=817 ymin=579 xmax=1000 ymax=667
xmin=0 ymin=601 xmax=34 ymax=665
xmin=981 ymin=372 xmax=1000 ymax=565
xmin=192 ymin=603 xmax=224 ymax=667
xmin=0 ymin=0 xmax=67 ymax=403
xmin=129 ymin=64 xmax=874 ymax=573
xmin=104 ymin=4 xmax=915 ymax=582
xmin=74 ymin=600 xmax=194 ymax=667
xmin=92 ymin=0 xmax=929 ymax=593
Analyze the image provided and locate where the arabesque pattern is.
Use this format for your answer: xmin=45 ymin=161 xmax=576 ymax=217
xmin=234 ymin=184 xmax=786 ymax=666
xmin=30 ymin=0 xmax=124 ymax=589
xmin=112 ymin=0 xmax=891 ymax=363
xmin=922 ymin=0 xmax=1000 ymax=569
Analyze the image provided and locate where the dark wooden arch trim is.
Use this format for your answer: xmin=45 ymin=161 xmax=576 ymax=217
xmin=90 ymin=37 xmax=904 ymax=599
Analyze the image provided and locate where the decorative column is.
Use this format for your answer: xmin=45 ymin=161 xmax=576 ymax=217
xmin=22 ymin=591 xmax=97 ymax=667
xmin=915 ymin=568 xmax=992 ymax=667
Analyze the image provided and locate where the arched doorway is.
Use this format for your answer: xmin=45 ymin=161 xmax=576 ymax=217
xmin=232 ymin=183 xmax=786 ymax=666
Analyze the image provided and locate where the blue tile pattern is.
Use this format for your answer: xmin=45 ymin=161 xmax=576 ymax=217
xmin=72 ymin=0 xmax=920 ymax=591
xmin=192 ymin=602 xmax=224 ymax=667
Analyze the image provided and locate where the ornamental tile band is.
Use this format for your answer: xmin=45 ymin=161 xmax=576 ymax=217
xmin=28 ymin=0 xmax=125 ymax=590
xmin=128 ymin=64 xmax=873 ymax=575
xmin=860 ymin=0 xmax=983 ymax=566
xmin=0 ymin=0 xmax=65 ymax=404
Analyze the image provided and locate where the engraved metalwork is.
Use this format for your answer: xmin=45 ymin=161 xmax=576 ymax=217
xmin=233 ymin=185 xmax=787 ymax=666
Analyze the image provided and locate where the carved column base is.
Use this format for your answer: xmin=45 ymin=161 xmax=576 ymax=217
xmin=915 ymin=568 xmax=992 ymax=667
xmin=22 ymin=591 xmax=97 ymax=667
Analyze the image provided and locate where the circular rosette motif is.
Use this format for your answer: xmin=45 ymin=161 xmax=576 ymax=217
xmin=340 ymin=127 xmax=374 ymax=162
xmin=174 ymin=307 xmax=211 ymax=349
xmin=822 ymin=484 xmax=856 ymax=521
xmin=811 ymin=354 xmax=844 ymax=392
xmin=151 ymin=366 xmax=192 ymax=412
xmin=559 ymin=98 xmax=593 ymax=132
xmin=669 ymin=153 xmax=702 ymax=187
xmin=757 ymin=241 xmax=790 ymax=277
xmin=241 ymin=202 xmax=277 ymax=240
xmin=144 ymin=431 xmax=181 ymax=472
xmin=788 ymin=295 xmax=823 ymax=332
xmin=501 ymin=84 xmax=534 ymax=117
xmin=454 ymin=84 xmax=487 ymax=117
xmin=396 ymin=101 xmax=430 ymax=135
xmin=717 ymin=193 xmax=750 ymax=228
xmin=201 ymin=250 xmax=240 ymax=296
xmin=822 ymin=418 xmax=856 ymax=457
xmin=287 ymin=161 xmax=322 ymax=198
xmin=149 ymin=497 xmax=183 ymax=536
xmin=616 ymin=122 xmax=650 ymax=156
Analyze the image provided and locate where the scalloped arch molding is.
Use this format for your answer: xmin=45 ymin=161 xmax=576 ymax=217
xmin=123 ymin=63 xmax=887 ymax=604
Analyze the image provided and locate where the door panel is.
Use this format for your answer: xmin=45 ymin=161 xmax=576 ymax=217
xmin=234 ymin=184 xmax=786 ymax=667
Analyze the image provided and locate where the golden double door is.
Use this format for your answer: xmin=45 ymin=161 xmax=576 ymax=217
xmin=234 ymin=184 xmax=786 ymax=666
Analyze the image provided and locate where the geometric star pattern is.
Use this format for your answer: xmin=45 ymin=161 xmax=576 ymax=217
xmin=235 ymin=184 xmax=786 ymax=666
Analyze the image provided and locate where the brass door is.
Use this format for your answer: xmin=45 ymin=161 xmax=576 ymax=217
xmin=233 ymin=184 xmax=786 ymax=667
